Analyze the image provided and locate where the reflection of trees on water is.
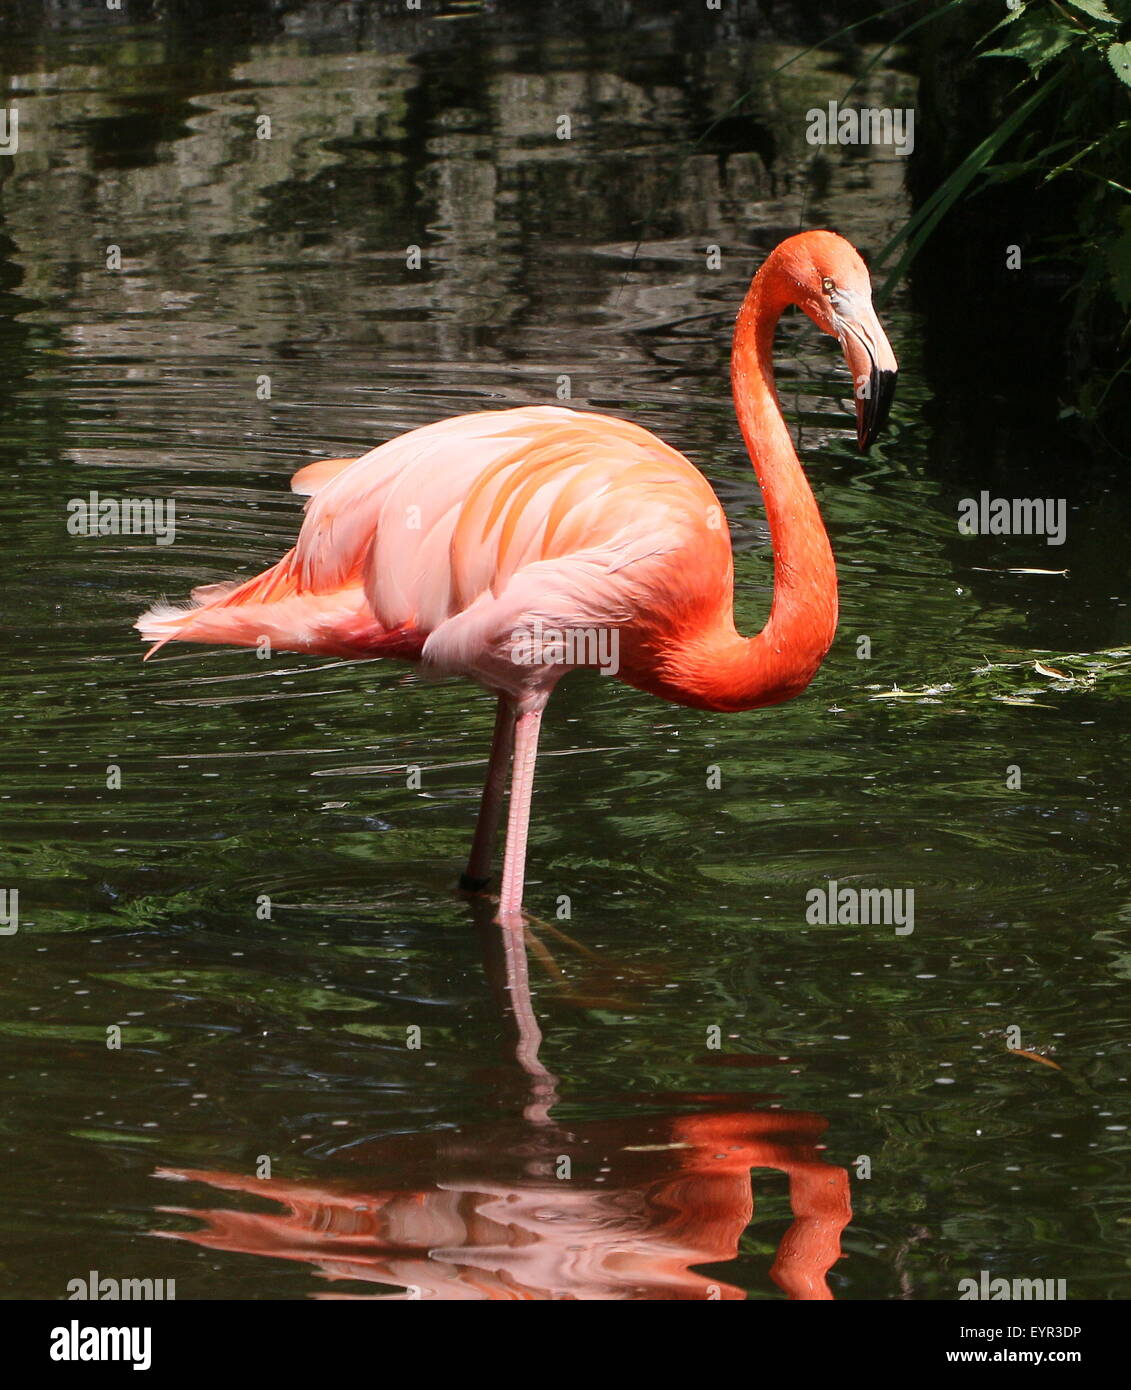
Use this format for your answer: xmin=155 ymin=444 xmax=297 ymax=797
xmin=0 ymin=2 xmax=911 ymax=378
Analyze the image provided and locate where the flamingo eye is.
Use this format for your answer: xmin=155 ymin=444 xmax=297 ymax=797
xmin=821 ymin=277 xmax=837 ymax=295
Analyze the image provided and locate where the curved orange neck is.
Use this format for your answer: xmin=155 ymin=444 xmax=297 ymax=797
xmin=660 ymin=260 xmax=839 ymax=713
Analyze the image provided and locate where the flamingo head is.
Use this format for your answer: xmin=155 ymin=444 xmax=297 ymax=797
xmin=773 ymin=230 xmax=899 ymax=452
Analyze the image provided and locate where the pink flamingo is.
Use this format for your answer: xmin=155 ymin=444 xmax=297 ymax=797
xmin=137 ymin=230 xmax=896 ymax=923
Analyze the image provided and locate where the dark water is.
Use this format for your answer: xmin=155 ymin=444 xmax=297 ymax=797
xmin=1 ymin=2 xmax=1129 ymax=1301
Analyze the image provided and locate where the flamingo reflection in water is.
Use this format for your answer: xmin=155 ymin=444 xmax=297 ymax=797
xmin=156 ymin=1107 xmax=849 ymax=1301
xmin=154 ymin=914 xmax=851 ymax=1301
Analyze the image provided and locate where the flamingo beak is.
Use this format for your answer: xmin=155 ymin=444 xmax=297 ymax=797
xmin=834 ymin=294 xmax=898 ymax=452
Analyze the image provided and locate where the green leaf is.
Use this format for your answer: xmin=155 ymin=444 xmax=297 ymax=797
xmin=1108 ymin=42 xmax=1131 ymax=86
xmin=1067 ymin=0 xmax=1117 ymax=23
xmin=984 ymin=2 xmax=1029 ymax=39
xmin=982 ymin=21 xmax=1074 ymax=72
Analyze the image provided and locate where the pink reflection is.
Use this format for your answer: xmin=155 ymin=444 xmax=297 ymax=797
xmin=155 ymin=1106 xmax=850 ymax=1300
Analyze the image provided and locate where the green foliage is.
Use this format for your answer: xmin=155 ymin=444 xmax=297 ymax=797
xmin=876 ymin=76 xmax=1064 ymax=303
xmin=875 ymin=0 xmax=1131 ymax=419
xmin=1068 ymin=0 xmax=1119 ymax=26
xmin=1108 ymin=38 xmax=1131 ymax=81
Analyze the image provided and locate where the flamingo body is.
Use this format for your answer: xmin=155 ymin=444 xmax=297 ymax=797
xmin=138 ymin=231 xmax=897 ymax=918
xmin=140 ymin=405 xmax=741 ymax=711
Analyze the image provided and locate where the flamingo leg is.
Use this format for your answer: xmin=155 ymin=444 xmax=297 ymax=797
xmin=459 ymin=696 xmax=515 ymax=891
xmin=496 ymin=706 xmax=551 ymax=1122
xmin=497 ymin=706 xmax=543 ymax=922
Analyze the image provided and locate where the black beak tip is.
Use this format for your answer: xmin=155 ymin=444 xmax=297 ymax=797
xmin=857 ymin=368 xmax=898 ymax=452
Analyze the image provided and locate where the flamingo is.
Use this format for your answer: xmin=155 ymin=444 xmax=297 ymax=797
xmin=137 ymin=230 xmax=897 ymax=924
